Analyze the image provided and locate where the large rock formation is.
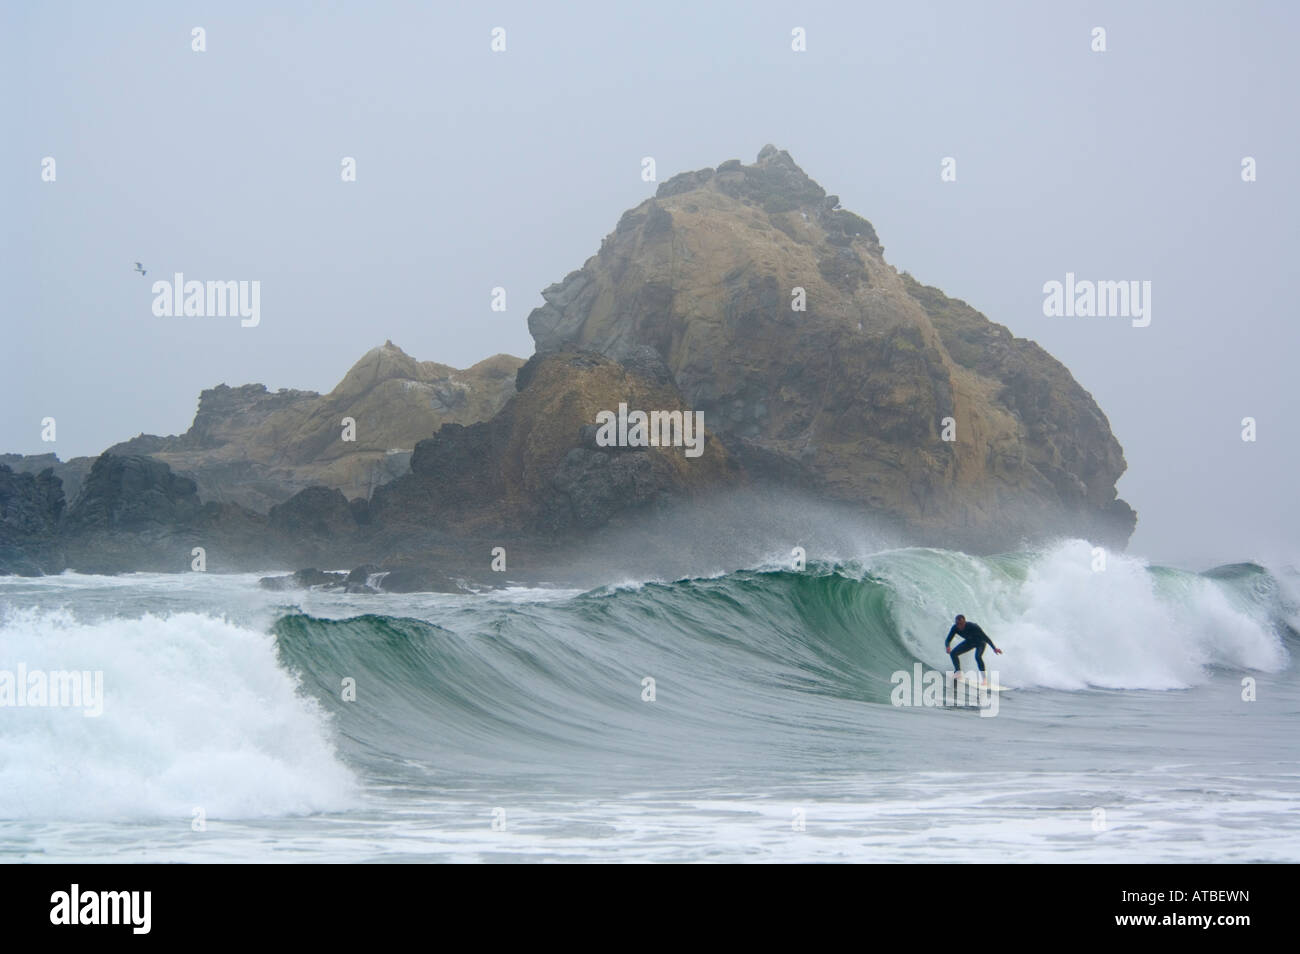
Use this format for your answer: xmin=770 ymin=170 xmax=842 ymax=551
xmin=0 ymin=148 xmax=1138 ymax=580
xmin=527 ymin=145 xmax=1135 ymax=548
xmin=104 ymin=342 xmax=523 ymax=511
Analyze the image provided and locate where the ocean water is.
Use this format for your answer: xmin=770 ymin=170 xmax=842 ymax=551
xmin=1 ymin=538 xmax=1296 ymax=863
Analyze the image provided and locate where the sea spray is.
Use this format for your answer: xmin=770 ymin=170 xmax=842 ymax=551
xmin=0 ymin=608 xmax=357 ymax=819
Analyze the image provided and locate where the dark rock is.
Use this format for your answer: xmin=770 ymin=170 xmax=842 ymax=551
xmin=63 ymin=454 xmax=202 ymax=533
xmin=0 ymin=453 xmax=94 ymax=502
xmin=343 ymin=563 xmax=384 ymax=593
xmin=346 ymin=563 xmax=382 ymax=584
xmin=0 ymin=465 xmax=65 ymax=536
xmin=375 ymin=566 xmax=468 ymax=594
xmin=0 ymin=465 xmax=67 ymax=575
xmin=348 ymin=497 xmax=371 ymax=525
xmin=268 ymin=486 xmax=356 ymax=537
xmin=258 ymin=568 xmax=348 ymax=590
xmin=543 ymin=447 xmax=665 ymax=531
xmin=617 ymin=345 xmax=676 ymax=388
xmin=408 ymin=422 xmax=506 ymax=506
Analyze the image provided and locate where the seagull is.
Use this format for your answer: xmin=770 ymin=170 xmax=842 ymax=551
xmin=133 ymin=262 xmax=147 ymax=276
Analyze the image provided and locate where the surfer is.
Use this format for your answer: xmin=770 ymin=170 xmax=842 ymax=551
xmin=944 ymin=614 xmax=1002 ymax=679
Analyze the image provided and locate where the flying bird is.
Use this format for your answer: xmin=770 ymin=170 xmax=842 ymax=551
xmin=133 ymin=262 xmax=147 ymax=276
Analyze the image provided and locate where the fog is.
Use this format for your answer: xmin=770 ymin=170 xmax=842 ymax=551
xmin=5 ymin=0 xmax=1297 ymax=568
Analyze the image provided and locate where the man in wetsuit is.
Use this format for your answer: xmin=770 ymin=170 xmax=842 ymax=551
xmin=944 ymin=614 xmax=1002 ymax=680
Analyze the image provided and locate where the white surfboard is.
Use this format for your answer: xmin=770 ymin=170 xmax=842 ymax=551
xmin=955 ymin=674 xmax=1012 ymax=691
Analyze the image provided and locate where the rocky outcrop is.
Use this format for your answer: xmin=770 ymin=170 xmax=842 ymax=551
xmin=526 ymin=146 xmax=1135 ymax=548
xmin=62 ymin=455 xmax=203 ymax=534
xmin=11 ymin=453 xmax=277 ymax=574
xmin=368 ymin=347 xmax=734 ymax=542
xmin=258 ymin=568 xmax=347 ymax=590
xmin=0 ymin=147 xmax=1139 ymax=580
xmin=0 ymin=465 xmax=67 ymax=575
xmin=0 ymin=453 xmax=94 ymax=503
xmin=105 ymin=342 xmax=524 ymax=511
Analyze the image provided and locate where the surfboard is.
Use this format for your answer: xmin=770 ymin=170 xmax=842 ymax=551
xmin=954 ymin=675 xmax=1012 ymax=692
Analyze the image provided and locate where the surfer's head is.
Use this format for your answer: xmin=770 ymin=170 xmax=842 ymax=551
xmin=954 ymin=614 xmax=966 ymax=629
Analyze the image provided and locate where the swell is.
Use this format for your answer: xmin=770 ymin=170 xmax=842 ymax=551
xmin=273 ymin=542 xmax=1293 ymax=770
xmin=3 ymin=541 xmax=1288 ymax=813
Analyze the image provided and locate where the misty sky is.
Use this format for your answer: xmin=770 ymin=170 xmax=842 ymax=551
xmin=4 ymin=1 xmax=1297 ymax=568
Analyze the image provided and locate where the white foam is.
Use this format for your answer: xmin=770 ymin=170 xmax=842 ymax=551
xmin=0 ymin=608 xmax=358 ymax=820
xmin=882 ymin=539 xmax=1289 ymax=690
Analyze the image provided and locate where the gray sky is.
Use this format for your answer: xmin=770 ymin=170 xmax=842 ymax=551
xmin=5 ymin=1 xmax=1297 ymax=568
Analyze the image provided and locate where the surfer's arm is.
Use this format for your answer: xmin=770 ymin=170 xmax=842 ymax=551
xmin=943 ymin=625 xmax=958 ymax=650
xmin=968 ymin=622 xmax=997 ymax=651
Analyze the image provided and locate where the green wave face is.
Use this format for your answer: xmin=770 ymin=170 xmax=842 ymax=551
xmin=273 ymin=546 xmax=1295 ymax=781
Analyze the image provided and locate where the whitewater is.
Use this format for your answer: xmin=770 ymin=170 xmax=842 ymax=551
xmin=1 ymin=538 xmax=1296 ymax=862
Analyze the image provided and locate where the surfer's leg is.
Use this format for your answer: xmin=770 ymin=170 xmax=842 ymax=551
xmin=974 ymin=644 xmax=986 ymax=673
xmin=950 ymin=639 xmax=973 ymax=671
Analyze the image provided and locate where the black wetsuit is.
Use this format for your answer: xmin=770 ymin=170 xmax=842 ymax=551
xmin=945 ymin=621 xmax=998 ymax=672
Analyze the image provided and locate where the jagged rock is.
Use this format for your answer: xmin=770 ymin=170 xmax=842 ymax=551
xmin=523 ymin=145 xmax=1135 ymax=549
xmin=103 ymin=342 xmax=524 ymax=511
xmin=63 ymin=455 xmax=202 ymax=533
xmin=0 ymin=465 xmax=67 ymax=575
xmin=0 ymin=465 xmax=65 ymax=536
xmin=0 ymin=453 xmax=94 ymax=502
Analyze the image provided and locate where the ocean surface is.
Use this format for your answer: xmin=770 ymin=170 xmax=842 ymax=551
xmin=2 ymin=538 xmax=1297 ymax=863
